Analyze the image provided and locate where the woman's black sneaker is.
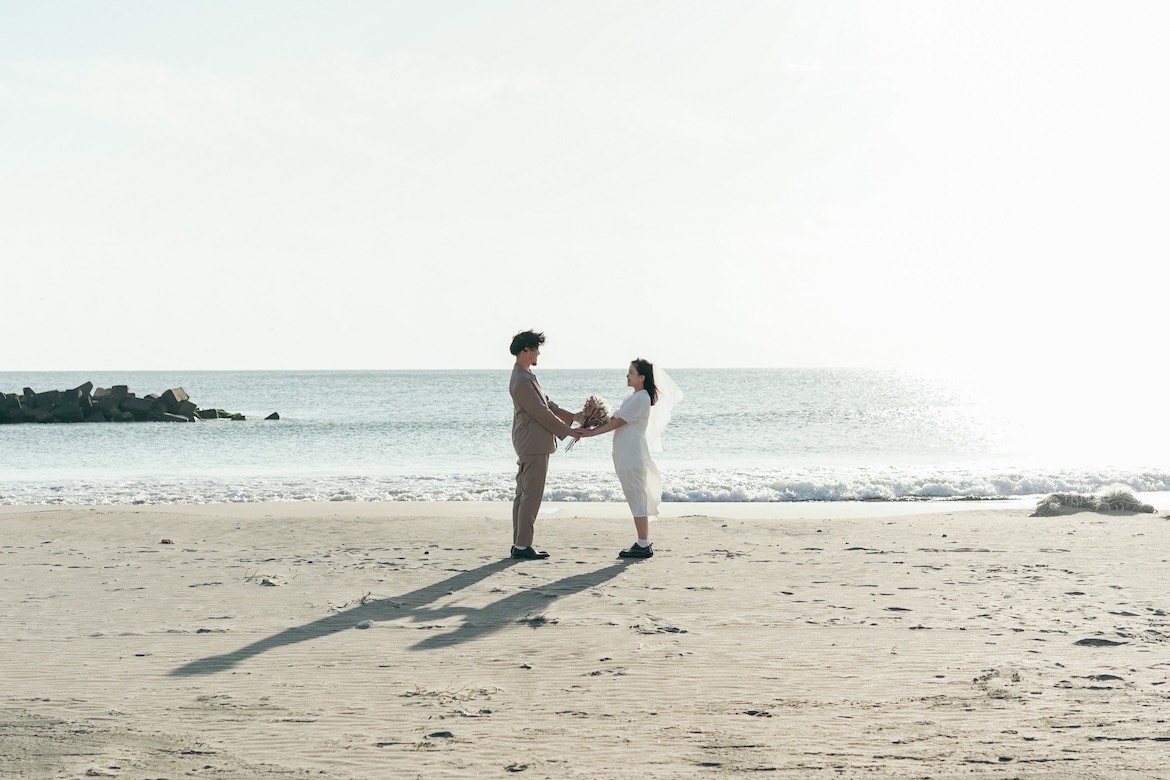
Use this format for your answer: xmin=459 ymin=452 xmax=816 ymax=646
xmin=618 ymin=543 xmax=653 ymax=559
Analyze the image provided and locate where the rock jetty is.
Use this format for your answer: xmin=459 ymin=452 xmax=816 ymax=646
xmin=0 ymin=383 xmax=255 ymax=424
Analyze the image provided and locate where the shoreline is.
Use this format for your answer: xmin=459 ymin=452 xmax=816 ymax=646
xmin=0 ymin=496 xmax=1045 ymax=521
xmin=3 ymin=501 xmax=1168 ymax=778
xmin=2 ymin=492 xmax=1163 ymax=521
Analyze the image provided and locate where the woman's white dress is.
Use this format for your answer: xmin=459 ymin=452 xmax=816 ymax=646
xmin=612 ymin=389 xmax=661 ymax=517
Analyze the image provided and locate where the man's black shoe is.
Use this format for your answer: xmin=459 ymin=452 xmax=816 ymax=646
xmin=511 ymin=546 xmax=550 ymax=560
xmin=618 ymin=543 xmax=653 ymax=559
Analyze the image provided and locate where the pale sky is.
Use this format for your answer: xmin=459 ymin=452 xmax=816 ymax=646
xmin=2 ymin=1 xmax=1167 ymax=371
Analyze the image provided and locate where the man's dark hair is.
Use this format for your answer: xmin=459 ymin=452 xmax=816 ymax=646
xmin=510 ymin=330 xmax=546 ymax=356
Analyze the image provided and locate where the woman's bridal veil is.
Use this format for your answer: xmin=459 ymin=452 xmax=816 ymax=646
xmin=647 ymin=367 xmax=683 ymax=453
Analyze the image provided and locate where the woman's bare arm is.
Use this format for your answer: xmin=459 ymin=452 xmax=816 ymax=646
xmin=582 ymin=416 xmax=627 ymax=437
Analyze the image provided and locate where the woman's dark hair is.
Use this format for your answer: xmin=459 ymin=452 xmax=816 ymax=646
xmin=631 ymin=358 xmax=658 ymax=405
xmin=510 ymin=330 xmax=545 ymax=356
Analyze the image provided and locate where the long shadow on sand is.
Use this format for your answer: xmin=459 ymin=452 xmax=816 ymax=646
xmin=170 ymin=559 xmax=627 ymax=676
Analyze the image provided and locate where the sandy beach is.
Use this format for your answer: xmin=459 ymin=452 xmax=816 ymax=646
xmin=2 ymin=499 xmax=1169 ymax=779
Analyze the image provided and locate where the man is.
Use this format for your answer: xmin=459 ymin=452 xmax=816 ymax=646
xmin=508 ymin=330 xmax=579 ymax=560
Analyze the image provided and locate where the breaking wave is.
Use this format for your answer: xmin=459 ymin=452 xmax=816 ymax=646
xmin=4 ymin=466 xmax=1169 ymax=506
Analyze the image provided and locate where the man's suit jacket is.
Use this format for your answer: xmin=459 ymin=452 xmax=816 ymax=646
xmin=510 ymin=365 xmax=573 ymax=456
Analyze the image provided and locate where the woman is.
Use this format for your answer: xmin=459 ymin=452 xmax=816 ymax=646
xmin=579 ymin=359 xmax=682 ymax=559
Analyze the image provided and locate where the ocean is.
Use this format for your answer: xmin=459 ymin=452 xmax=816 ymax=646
xmin=1 ymin=368 xmax=1167 ymax=506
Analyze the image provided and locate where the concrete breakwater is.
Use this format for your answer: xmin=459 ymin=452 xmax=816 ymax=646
xmin=0 ymin=383 xmax=265 ymax=424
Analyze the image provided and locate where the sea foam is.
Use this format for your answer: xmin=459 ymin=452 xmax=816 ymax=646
xmin=3 ymin=467 xmax=1167 ymax=506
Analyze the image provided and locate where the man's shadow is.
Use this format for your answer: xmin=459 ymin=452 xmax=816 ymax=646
xmin=170 ymin=559 xmax=627 ymax=676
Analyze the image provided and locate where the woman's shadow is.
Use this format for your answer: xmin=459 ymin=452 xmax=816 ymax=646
xmin=170 ymin=559 xmax=627 ymax=676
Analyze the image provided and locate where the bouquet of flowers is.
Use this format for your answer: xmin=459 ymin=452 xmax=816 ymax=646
xmin=564 ymin=395 xmax=611 ymax=452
